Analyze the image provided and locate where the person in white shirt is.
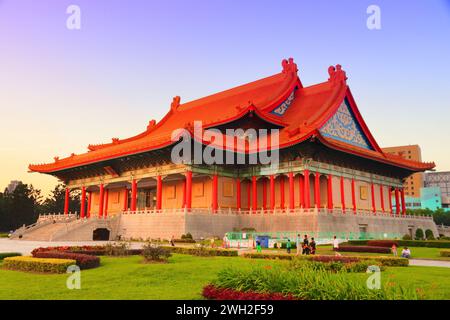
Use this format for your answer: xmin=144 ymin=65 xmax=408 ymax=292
xmin=401 ymin=247 xmax=411 ymax=258
xmin=332 ymin=235 xmax=339 ymax=251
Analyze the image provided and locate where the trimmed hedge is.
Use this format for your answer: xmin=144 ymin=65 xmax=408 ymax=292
xmin=367 ymin=240 xmax=398 ymax=248
xmin=440 ymin=250 xmax=450 ymax=257
xmin=0 ymin=252 xmax=22 ymax=260
xmin=203 ymin=284 xmax=294 ymax=300
xmin=2 ymin=256 xmax=75 ymax=273
xmin=347 ymin=240 xmax=450 ymax=248
xmin=242 ymin=253 xmax=409 ymax=266
xmin=161 ymin=246 xmax=238 ymax=257
xmin=33 ymin=251 xmax=100 ymax=269
xmin=337 ymin=246 xmax=391 ymax=254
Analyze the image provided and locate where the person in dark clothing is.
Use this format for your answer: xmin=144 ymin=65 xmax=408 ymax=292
xmin=302 ymin=234 xmax=310 ymax=255
xmin=286 ymin=239 xmax=292 ymax=254
xmin=310 ymin=237 xmax=316 ymax=255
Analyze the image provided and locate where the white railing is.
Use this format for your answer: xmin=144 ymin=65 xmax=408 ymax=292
xmin=118 ymin=207 xmax=433 ymax=220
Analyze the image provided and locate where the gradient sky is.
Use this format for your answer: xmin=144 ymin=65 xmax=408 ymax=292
xmin=1 ymin=0 xmax=449 ymax=195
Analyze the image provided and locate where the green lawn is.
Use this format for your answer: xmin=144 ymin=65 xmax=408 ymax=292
xmin=313 ymin=245 xmax=450 ymax=261
xmin=1 ymin=253 xmax=449 ymax=299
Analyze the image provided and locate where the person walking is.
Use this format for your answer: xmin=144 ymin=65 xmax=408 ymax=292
xmin=332 ymin=235 xmax=339 ymax=251
xmin=256 ymin=240 xmax=262 ymax=253
xmin=391 ymin=243 xmax=398 ymax=257
xmin=286 ymin=239 xmax=292 ymax=254
xmin=296 ymin=234 xmax=302 ymax=256
xmin=310 ymin=237 xmax=317 ymax=255
xmin=302 ymin=234 xmax=310 ymax=255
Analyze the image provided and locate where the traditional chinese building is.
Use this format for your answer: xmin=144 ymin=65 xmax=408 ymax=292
xmin=23 ymin=58 xmax=438 ymax=241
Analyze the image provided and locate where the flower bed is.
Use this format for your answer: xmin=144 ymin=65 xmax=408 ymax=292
xmin=347 ymin=240 xmax=450 ymax=248
xmin=33 ymin=251 xmax=100 ymax=269
xmin=440 ymin=249 xmax=450 ymax=257
xmin=202 ymin=284 xmax=294 ymax=300
xmin=161 ymin=246 xmax=238 ymax=257
xmin=367 ymin=240 xmax=398 ymax=248
xmin=2 ymin=256 xmax=75 ymax=273
xmin=242 ymin=253 xmax=408 ymax=266
xmin=31 ymin=245 xmax=106 ymax=256
xmin=337 ymin=245 xmax=391 ymax=254
xmin=0 ymin=252 xmax=22 ymax=260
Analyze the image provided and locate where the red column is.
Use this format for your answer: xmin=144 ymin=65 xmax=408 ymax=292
xmin=252 ymin=176 xmax=257 ymax=213
xmin=299 ymin=175 xmax=305 ymax=208
xmin=156 ymin=175 xmax=162 ymax=210
xmin=327 ymin=174 xmax=333 ymax=210
xmin=269 ymin=175 xmax=275 ymax=211
xmin=280 ymin=175 xmax=285 ymax=210
xmin=212 ymin=174 xmax=218 ymax=213
xmin=401 ymin=188 xmax=406 ymax=215
xmin=131 ymin=179 xmax=137 ymax=211
xmin=304 ymin=170 xmax=310 ymax=208
xmin=123 ymin=188 xmax=129 ymax=211
xmin=104 ymin=189 xmax=109 ymax=218
xmin=371 ymin=183 xmax=376 ymax=214
xmin=351 ymin=178 xmax=356 ymax=214
xmin=64 ymin=188 xmax=70 ymax=215
xmin=182 ymin=178 xmax=186 ymax=209
xmin=340 ymin=176 xmax=346 ymax=212
xmin=236 ymin=178 xmax=241 ymax=210
xmin=262 ymin=179 xmax=267 ymax=211
xmin=389 ymin=187 xmax=393 ymax=214
xmin=80 ymin=187 xmax=86 ymax=218
xmin=395 ymin=188 xmax=400 ymax=215
xmin=247 ymin=181 xmax=251 ymax=211
xmin=98 ymin=184 xmax=104 ymax=218
xmin=380 ymin=185 xmax=385 ymax=213
xmin=87 ymin=191 xmax=92 ymax=218
xmin=185 ymin=171 xmax=192 ymax=210
xmin=314 ymin=173 xmax=320 ymax=208
xmin=289 ymin=172 xmax=294 ymax=211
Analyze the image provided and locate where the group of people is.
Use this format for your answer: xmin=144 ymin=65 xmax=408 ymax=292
xmin=284 ymin=234 xmax=317 ymax=255
xmin=391 ymin=243 xmax=412 ymax=258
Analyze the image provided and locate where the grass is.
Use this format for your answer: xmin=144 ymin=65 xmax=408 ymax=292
xmin=314 ymin=245 xmax=450 ymax=261
xmin=0 ymin=254 xmax=284 ymax=300
xmin=0 ymin=253 xmax=449 ymax=299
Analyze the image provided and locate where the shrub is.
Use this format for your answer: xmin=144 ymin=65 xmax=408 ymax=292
xmin=289 ymin=257 xmax=385 ymax=273
xmin=439 ymin=236 xmax=450 ymax=241
xmin=202 ymin=284 xmax=294 ymax=300
xmin=440 ymin=250 xmax=450 ymax=257
xmin=0 ymin=252 xmax=22 ymax=260
xmin=415 ymin=228 xmax=424 ymax=240
xmin=161 ymin=246 xmax=238 ymax=257
xmin=337 ymin=246 xmax=391 ymax=254
xmin=142 ymin=244 xmax=172 ymax=262
xmin=348 ymin=239 xmax=450 ymax=248
xmin=33 ymin=251 xmax=100 ymax=269
xmin=2 ymin=256 xmax=75 ymax=273
xmin=181 ymin=233 xmax=193 ymax=240
xmin=173 ymin=238 xmax=196 ymax=243
xmin=208 ymin=266 xmax=419 ymax=300
xmin=104 ymin=242 xmax=130 ymax=256
xmin=367 ymin=240 xmax=398 ymax=248
xmin=243 ymin=253 xmax=409 ymax=266
xmin=402 ymin=234 xmax=412 ymax=240
xmin=425 ymin=229 xmax=435 ymax=240
xmin=31 ymin=245 xmax=106 ymax=256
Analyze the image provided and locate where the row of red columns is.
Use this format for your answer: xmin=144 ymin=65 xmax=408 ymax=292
xmin=63 ymin=170 xmax=407 ymax=216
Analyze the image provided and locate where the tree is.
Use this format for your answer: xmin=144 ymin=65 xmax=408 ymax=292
xmin=425 ymin=229 xmax=435 ymax=240
xmin=0 ymin=183 xmax=42 ymax=231
xmin=40 ymin=184 xmax=81 ymax=215
xmin=415 ymin=228 xmax=424 ymax=240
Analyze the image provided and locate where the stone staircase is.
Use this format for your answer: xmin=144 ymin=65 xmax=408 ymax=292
xmin=11 ymin=214 xmax=121 ymax=241
xmin=20 ymin=223 xmax=68 ymax=241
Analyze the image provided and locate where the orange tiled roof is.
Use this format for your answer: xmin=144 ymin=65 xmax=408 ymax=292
xmin=29 ymin=58 xmax=435 ymax=174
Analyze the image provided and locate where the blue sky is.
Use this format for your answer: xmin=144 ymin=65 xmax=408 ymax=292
xmin=0 ymin=0 xmax=449 ymax=193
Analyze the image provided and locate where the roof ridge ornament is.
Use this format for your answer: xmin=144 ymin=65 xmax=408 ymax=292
xmin=171 ymin=96 xmax=181 ymax=112
xmin=147 ymin=119 xmax=156 ymax=131
xmin=328 ymin=64 xmax=348 ymax=83
xmin=282 ymin=57 xmax=298 ymax=74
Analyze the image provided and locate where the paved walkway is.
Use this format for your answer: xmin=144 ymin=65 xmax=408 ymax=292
xmin=409 ymin=259 xmax=450 ymax=268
